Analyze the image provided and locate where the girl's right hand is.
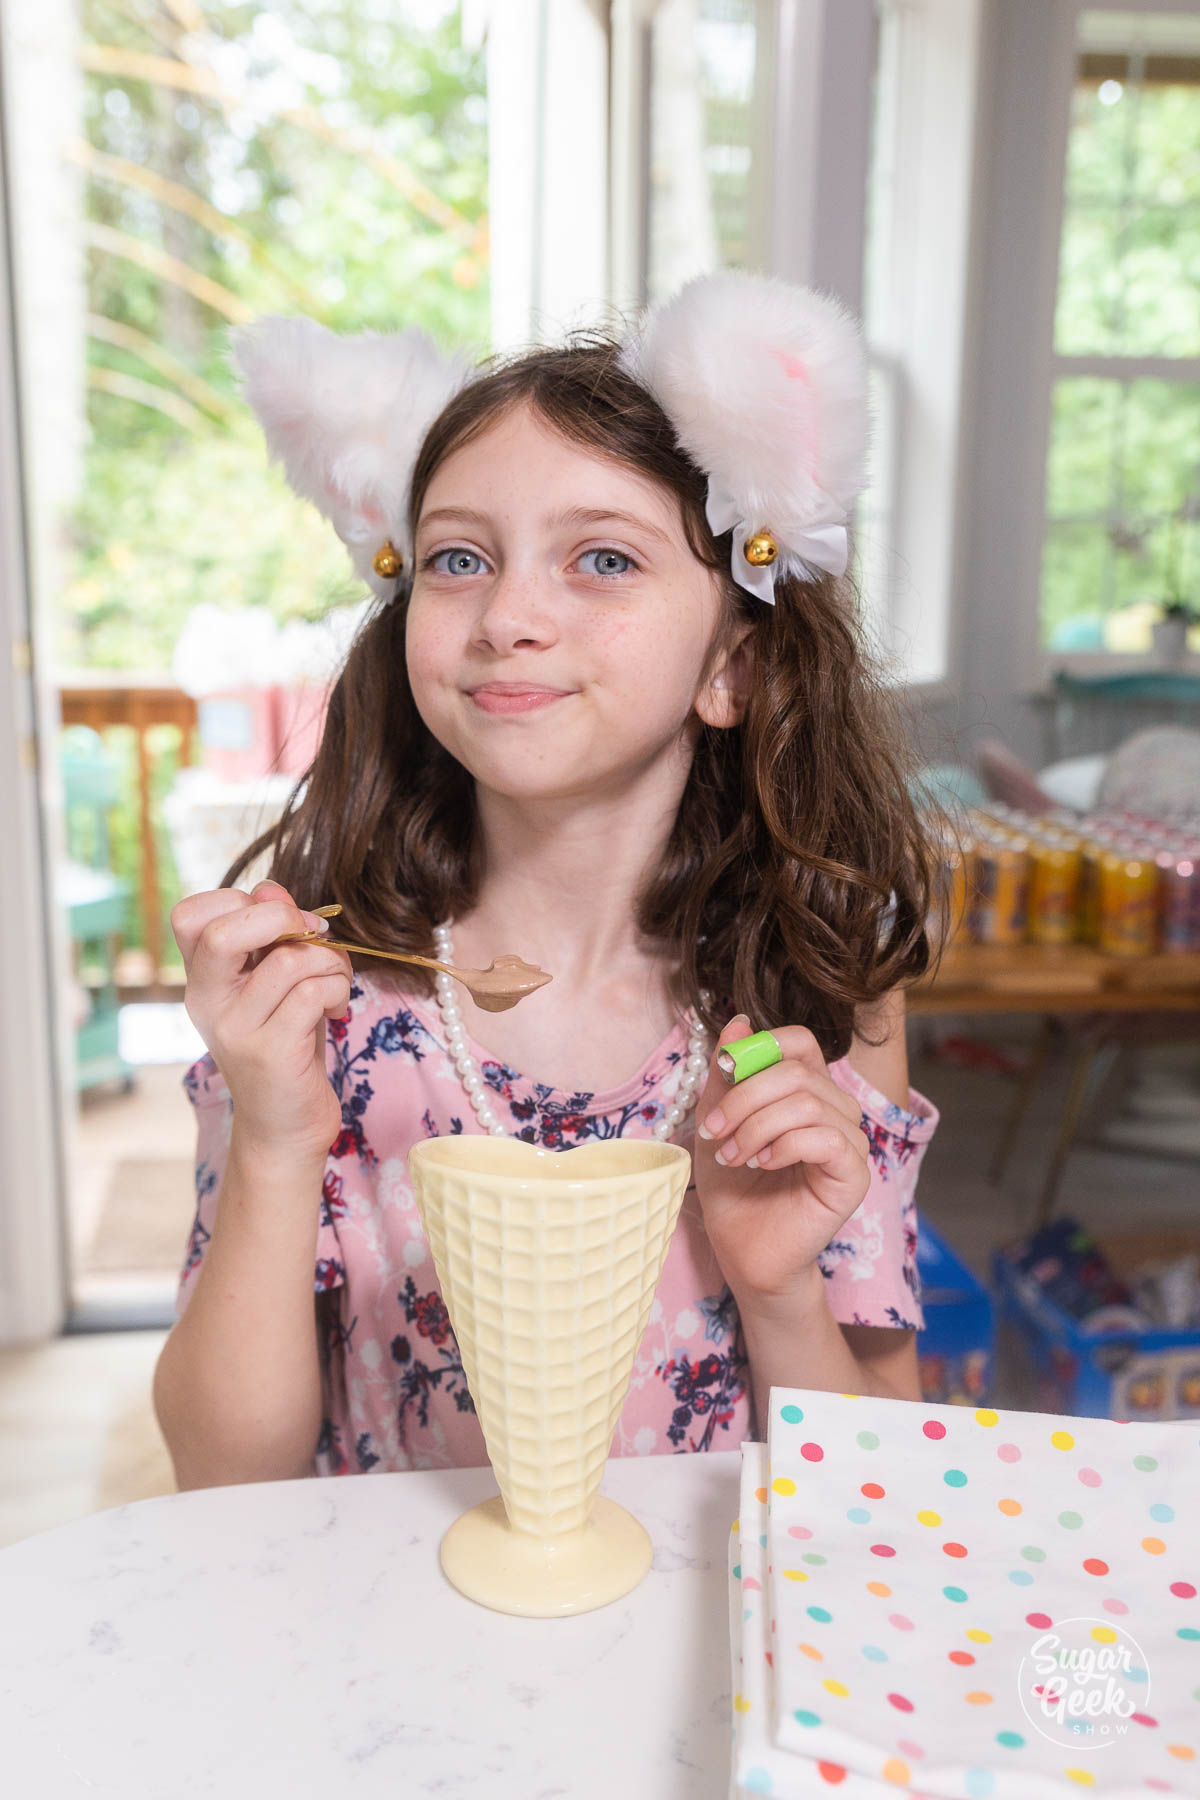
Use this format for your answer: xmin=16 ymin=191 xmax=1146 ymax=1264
xmin=171 ymin=879 xmax=353 ymax=1163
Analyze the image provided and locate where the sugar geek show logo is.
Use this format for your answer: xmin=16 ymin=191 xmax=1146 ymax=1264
xmin=1017 ymin=1615 xmax=1151 ymax=1750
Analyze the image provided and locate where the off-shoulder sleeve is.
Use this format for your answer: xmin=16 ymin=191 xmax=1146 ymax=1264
xmin=175 ymin=1052 xmax=346 ymax=1319
xmin=817 ymin=1057 xmax=939 ymax=1331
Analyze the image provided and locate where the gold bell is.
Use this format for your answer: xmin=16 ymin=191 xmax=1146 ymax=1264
xmin=744 ymin=532 xmax=778 ymax=567
xmin=373 ymin=539 xmax=403 ymax=579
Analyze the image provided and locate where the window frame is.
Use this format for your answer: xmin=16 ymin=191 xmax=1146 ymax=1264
xmin=610 ymin=0 xmax=980 ymax=694
xmin=609 ymin=0 xmax=777 ymax=314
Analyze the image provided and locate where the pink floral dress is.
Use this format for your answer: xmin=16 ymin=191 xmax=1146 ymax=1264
xmin=177 ymin=971 xmax=939 ymax=1475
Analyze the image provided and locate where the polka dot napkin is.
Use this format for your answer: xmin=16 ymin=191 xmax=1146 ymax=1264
xmin=728 ymin=1388 xmax=1199 ymax=1799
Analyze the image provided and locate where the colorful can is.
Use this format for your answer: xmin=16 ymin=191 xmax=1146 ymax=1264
xmin=1158 ymin=848 xmax=1200 ymax=953
xmin=938 ymin=840 xmax=972 ymax=943
xmin=1045 ymin=807 xmax=1083 ymax=832
xmin=927 ymin=827 xmax=973 ymax=944
xmin=1077 ymin=837 xmax=1107 ymax=944
xmin=1029 ymin=839 xmax=1082 ymax=944
xmin=1098 ymin=848 xmax=1159 ymax=956
xmin=969 ymin=836 xmax=1031 ymax=945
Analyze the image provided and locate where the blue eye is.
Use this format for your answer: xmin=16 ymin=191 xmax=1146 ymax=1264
xmin=580 ymin=548 xmax=635 ymax=579
xmin=430 ymin=548 xmax=485 ymax=575
xmin=422 ymin=545 xmax=637 ymax=580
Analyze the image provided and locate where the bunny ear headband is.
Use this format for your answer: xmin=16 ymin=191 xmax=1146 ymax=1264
xmin=231 ymin=270 xmax=869 ymax=606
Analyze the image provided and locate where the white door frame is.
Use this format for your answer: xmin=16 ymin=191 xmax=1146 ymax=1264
xmin=0 ymin=54 xmax=70 ymax=1345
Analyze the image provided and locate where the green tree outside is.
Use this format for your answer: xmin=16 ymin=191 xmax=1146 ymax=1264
xmin=61 ymin=0 xmax=490 ymax=959
xmin=1045 ymin=69 xmax=1200 ymax=652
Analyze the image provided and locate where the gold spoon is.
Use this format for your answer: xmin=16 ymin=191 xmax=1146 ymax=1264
xmin=276 ymin=905 xmax=552 ymax=1013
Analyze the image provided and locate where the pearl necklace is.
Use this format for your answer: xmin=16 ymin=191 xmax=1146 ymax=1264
xmin=431 ymin=921 xmax=713 ymax=1141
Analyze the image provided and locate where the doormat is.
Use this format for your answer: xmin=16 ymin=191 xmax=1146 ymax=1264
xmin=85 ymin=1159 xmax=196 ymax=1275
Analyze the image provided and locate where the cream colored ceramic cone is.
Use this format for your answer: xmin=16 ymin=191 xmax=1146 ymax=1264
xmin=408 ymin=1136 xmax=692 ymax=1616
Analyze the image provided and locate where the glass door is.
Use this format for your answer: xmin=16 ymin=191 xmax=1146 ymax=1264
xmin=1 ymin=0 xmax=489 ymax=1323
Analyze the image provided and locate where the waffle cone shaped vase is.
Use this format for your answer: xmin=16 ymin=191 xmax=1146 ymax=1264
xmin=408 ymin=1136 xmax=693 ymax=1617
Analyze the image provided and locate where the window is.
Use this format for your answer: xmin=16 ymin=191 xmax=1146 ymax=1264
xmin=609 ymin=0 xmax=772 ymax=311
xmin=1041 ymin=9 xmax=1200 ymax=658
xmin=645 ymin=0 xmax=770 ymax=302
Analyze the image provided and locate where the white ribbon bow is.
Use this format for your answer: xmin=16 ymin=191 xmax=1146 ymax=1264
xmin=705 ymin=482 xmax=849 ymax=605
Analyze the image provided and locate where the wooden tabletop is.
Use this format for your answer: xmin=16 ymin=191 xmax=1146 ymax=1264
xmin=907 ymin=940 xmax=1200 ymax=1014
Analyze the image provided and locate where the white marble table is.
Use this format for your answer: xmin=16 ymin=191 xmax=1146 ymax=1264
xmin=1 ymin=1449 xmax=742 ymax=1798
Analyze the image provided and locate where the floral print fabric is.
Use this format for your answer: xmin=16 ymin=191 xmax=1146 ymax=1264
xmin=177 ymin=973 xmax=938 ymax=1476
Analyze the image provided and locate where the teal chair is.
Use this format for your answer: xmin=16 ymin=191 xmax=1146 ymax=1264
xmin=58 ymin=725 xmax=135 ymax=1092
xmin=909 ymin=762 xmax=987 ymax=816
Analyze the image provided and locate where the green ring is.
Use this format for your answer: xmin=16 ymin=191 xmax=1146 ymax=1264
xmin=718 ymin=1029 xmax=783 ymax=1084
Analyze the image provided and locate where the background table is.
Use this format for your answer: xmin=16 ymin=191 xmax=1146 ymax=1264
xmin=908 ymin=941 xmax=1200 ymax=1221
xmin=1 ymin=1450 xmax=741 ymax=1798
xmin=907 ymin=940 xmax=1200 ymax=1015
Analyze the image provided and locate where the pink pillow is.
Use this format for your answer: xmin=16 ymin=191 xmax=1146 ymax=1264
xmin=975 ymin=736 xmax=1055 ymax=812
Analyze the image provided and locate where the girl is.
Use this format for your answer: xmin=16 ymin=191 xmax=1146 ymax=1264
xmin=154 ymin=272 xmax=942 ymax=1488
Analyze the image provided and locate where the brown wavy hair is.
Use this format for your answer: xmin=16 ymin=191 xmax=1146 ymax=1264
xmin=225 ymin=333 xmax=944 ymax=1063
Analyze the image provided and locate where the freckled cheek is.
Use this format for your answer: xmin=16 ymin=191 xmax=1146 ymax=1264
xmin=591 ymin=612 xmax=698 ymax=700
xmin=405 ymin=611 xmax=462 ymax=694
xmin=582 ymin=607 xmax=664 ymax=668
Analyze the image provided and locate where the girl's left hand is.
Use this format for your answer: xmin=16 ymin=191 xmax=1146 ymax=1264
xmin=691 ymin=1015 xmax=871 ymax=1309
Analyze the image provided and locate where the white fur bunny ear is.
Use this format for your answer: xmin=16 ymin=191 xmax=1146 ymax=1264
xmin=231 ymin=315 xmax=476 ymax=597
xmin=618 ymin=271 xmax=869 ymax=603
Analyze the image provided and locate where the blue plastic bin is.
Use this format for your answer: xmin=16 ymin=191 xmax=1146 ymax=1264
xmin=916 ymin=1221 xmax=994 ymax=1406
xmin=993 ymin=1230 xmax=1200 ymax=1422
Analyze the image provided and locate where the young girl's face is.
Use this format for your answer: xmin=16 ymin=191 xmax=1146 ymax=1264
xmin=406 ymin=402 xmax=731 ymax=804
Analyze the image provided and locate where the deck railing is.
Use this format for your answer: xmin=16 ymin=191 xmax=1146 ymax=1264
xmin=57 ymin=671 xmax=198 ymax=993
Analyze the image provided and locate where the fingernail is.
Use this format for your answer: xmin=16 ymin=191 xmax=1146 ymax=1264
xmin=302 ymin=912 xmax=330 ymax=933
xmin=714 ymin=1140 xmax=737 ymax=1166
xmin=746 ymin=1155 xmax=759 ymax=1170
xmin=701 ymin=1108 xmax=726 ymax=1138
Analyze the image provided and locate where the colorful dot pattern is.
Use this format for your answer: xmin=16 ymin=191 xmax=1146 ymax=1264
xmin=729 ymin=1396 xmax=1197 ymax=1798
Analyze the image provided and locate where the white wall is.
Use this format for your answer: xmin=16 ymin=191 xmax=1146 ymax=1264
xmin=771 ymin=0 xmax=875 ymax=309
xmin=935 ymin=0 xmax=1077 ymax=769
xmin=487 ymin=0 xmax=610 ymax=346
